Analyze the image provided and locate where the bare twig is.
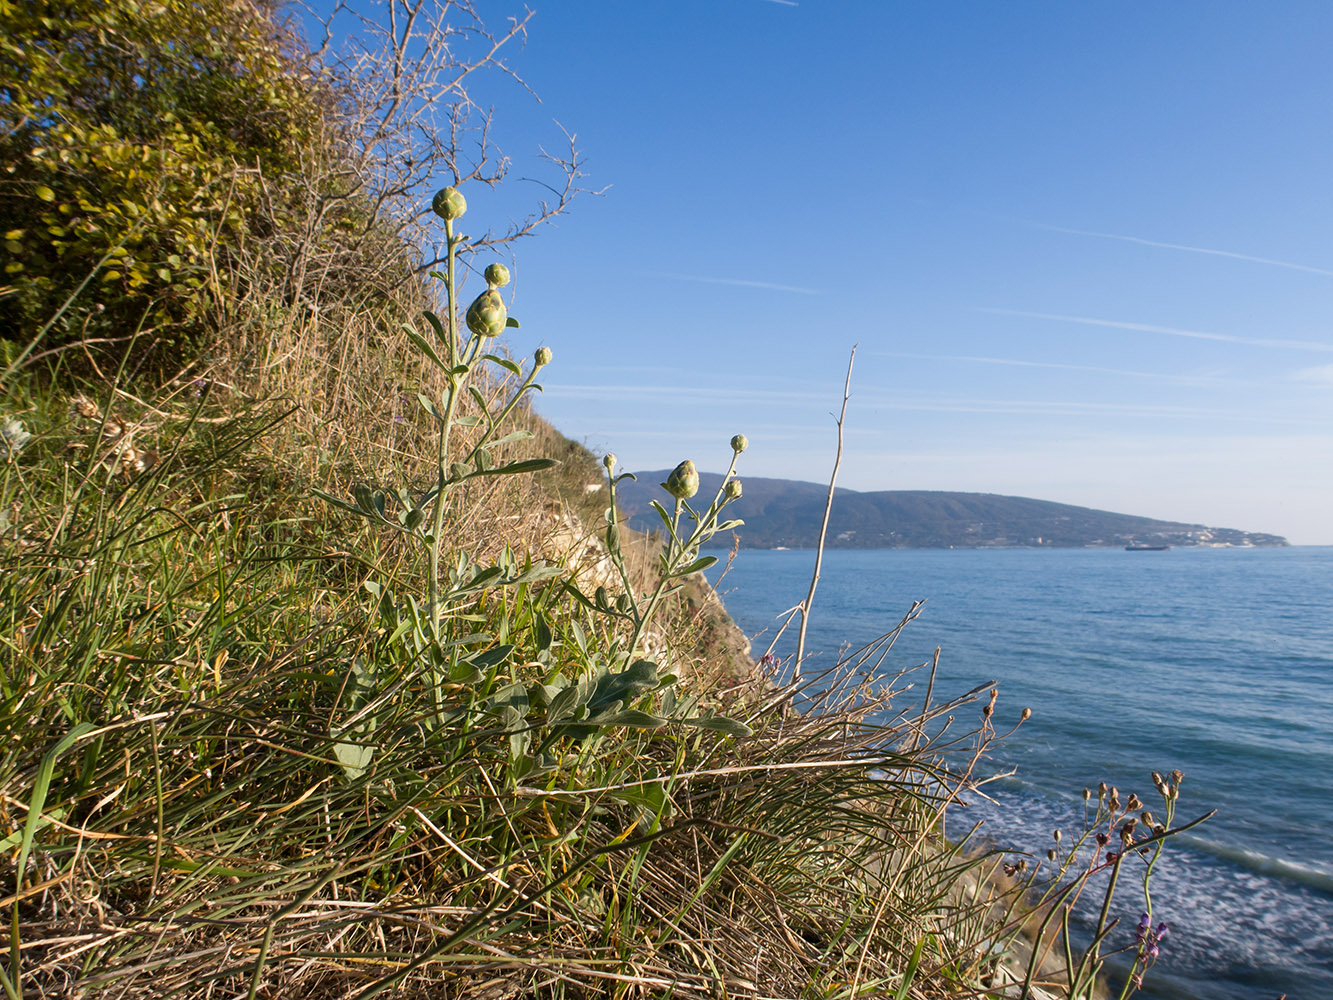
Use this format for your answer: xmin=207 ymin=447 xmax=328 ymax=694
xmin=794 ymin=344 xmax=856 ymax=679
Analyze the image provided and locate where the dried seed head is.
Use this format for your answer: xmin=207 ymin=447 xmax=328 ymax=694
xmin=1083 ymin=787 xmax=1091 ymax=802
xmin=724 ymin=479 xmax=743 ymax=500
xmin=730 ymin=433 xmax=749 ymax=454
xmin=1171 ymin=769 xmax=1184 ymax=784
xmin=1096 ymin=832 xmax=1110 ymax=847
xmin=71 ymin=395 xmax=99 ymax=419
xmin=665 ymin=460 xmax=699 ymax=500
xmin=1127 ymin=794 xmax=1142 ymax=811
xmin=1098 ymin=781 xmax=1108 ymax=799
xmin=1151 ymin=770 xmax=1165 ymax=790
xmin=484 ymin=263 xmax=510 ymax=288
xmin=432 ymin=186 xmax=466 ymax=221
xmin=465 ymin=289 xmax=507 ymax=338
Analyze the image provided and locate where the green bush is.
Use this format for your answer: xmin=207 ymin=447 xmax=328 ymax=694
xmin=0 ymin=0 xmax=319 ymax=354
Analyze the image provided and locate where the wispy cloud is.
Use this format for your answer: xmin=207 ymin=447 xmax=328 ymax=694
xmin=879 ymin=351 xmax=1234 ymax=384
xmin=1027 ymin=222 xmax=1333 ymax=278
xmin=979 ymin=308 xmax=1333 ymax=353
xmin=1291 ymin=364 xmax=1333 ymax=384
xmin=858 ymin=395 xmax=1314 ymax=424
xmin=645 ymin=271 xmax=819 ymax=295
xmin=550 ymin=383 xmax=826 ymax=404
xmin=759 ymin=0 xmax=799 ymax=6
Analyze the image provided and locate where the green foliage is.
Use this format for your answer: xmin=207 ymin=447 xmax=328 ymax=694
xmin=0 ymin=0 xmax=319 ymax=351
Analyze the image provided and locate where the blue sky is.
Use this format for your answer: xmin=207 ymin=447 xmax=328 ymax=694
xmin=327 ymin=2 xmax=1333 ymax=543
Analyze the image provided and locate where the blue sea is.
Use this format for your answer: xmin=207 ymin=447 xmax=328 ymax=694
xmin=705 ymin=547 xmax=1333 ymax=1000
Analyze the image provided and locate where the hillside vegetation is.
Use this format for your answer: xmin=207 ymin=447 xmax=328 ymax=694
xmin=619 ymin=473 xmax=1289 ymax=550
xmin=0 ymin=3 xmax=1203 ymax=998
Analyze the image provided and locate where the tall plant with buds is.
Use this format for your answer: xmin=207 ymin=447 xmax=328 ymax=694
xmin=316 ymin=186 xmax=558 ymax=672
xmin=591 ymin=435 xmax=748 ymax=658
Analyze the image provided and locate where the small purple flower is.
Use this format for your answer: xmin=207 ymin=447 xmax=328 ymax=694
xmin=759 ymin=653 xmax=780 ymax=670
xmin=1135 ymin=912 xmax=1152 ymax=943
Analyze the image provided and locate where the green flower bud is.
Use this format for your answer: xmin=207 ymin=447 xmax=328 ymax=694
xmin=534 ymin=346 xmax=552 ymax=367
xmin=730 ymin=434 xmax=748 ymax=454
xmin=466 ymin=289 xmax=507 ymax=338
xmin=603 ymin=453 xmax=616 ymax=471
xmin=665 ymin=460 xmax=699 ymax=500
xmin=432 ymin=186 xmax=466 ymax=221
xmin=724 ymin=479 xmax=743 ymax=500
xmin=484 ymin=263 xmax=510 ymax=288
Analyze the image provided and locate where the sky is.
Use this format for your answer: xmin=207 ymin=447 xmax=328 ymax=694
xmin=321 ymin=2 xmax=1333 ymax=544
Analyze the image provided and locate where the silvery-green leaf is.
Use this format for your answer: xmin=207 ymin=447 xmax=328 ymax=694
xmin=312 ymin=487 xmax=361 ymax=514
xmin=404 ymin=326 xmax=448 ymax=370
xmin=596 ymin=709 xmax=666 ymax=729
xmin=672 ymin=556 xmax=717 ymax=578
xmin=333 ymin=740 xmax=373 ymax=780
xmin=403 ymin=508 xmax=425 ymax=531
xmin=505 ymin=316 xmax=520 ymax=328
xmin=683 ymin=716 xmax=753 ymax=737
xmin=481 ymin=354 xmax=522 ymax=376
xmin=417 ymin=392 xmax=440 ymax=419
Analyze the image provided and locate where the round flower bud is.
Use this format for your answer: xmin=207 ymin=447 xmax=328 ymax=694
xmin=724 ymin=479 xmax=743 ymax=500
xmin=534 ymin=346 xmax=552 ymax=367
xmin=466 ymin=289 xmax=507 ymax=338
xmin=431 ymin=186 xmax=466 ymax=221
xmin=603 ymin=453 xmax=616 ymax=471
xmin=484 ymin=263 xmax=510 ymax=288
xmin=665 ymin=460 xmax=699 ymax=500
xmin=730 ymin=433 xmax=748 ymax=454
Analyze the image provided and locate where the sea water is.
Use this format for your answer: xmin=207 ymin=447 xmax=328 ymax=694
xmin=705 ymin=547 xmax=1333 ymax=1000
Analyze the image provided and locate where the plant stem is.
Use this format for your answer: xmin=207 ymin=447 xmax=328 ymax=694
xmin=428 ymin=219 xmax=460 ymax=640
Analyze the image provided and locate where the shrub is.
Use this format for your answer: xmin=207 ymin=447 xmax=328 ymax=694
xmin=0 ymin=0 xmax=322 ymax=358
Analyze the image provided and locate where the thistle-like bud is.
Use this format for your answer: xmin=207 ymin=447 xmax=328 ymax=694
xmin=466 ymin=289 xmax=507 ymax=338
xmin=432 ymin=186 xmax=466 ymax=221
xmin=724 ymin=479 xmax=743 ymax=500
xmin=484 ymin=263 xmax=510 ymax=288
xmin=665 ymin=460 xmax=699 ymax=500
xmin=603 ymin=453 xmax=616 ymax=471
xmin=730 ymin=433 xmax=748 ymax=454
xmin=534 ymin=346 xmax=552 ymax=367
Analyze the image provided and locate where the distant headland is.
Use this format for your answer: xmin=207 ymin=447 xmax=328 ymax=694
xmin=619 ymin=472 xmax=1290 ymax=550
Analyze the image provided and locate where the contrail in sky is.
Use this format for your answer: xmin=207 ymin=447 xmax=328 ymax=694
xmin=979 ymin=308 xmax=1333 ymax=353
xmin=759 ymin=0 xmax=799 ymax=6
xmin=881 ymin=351 xmax=1230 ymax=382
xmin=1029 ymin=222 xmax=1333 ymax=277
xmin=647 ymin=271 xmax=818 ymax=294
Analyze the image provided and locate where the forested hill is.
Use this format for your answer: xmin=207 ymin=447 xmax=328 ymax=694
xmin=618 ymin=472 xmax=1290 ymax=549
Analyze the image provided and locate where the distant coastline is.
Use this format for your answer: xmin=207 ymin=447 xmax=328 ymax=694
xmin=618 ymin=471 xmax=1290 ymax=550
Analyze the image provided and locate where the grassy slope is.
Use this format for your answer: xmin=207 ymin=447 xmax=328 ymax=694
xmin=0 ymin=3 xmax=1180 ymax=995
xmin=1 ymin=367 xmax=1036 ymax=997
